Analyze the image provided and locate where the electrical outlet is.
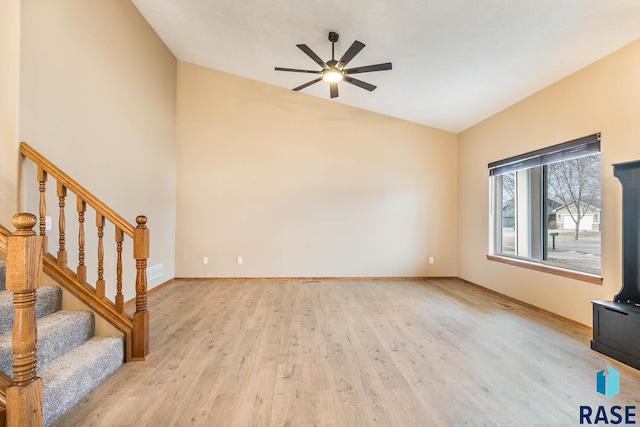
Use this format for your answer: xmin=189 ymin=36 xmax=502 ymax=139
xmin=429 ymin=257 xmax=434 ymax=264
xmin=45 ymin=216 xmax=52 ymax=231
xmin=237 ymin=256 xmax=243 ymax=265
xmin=203 ymin=257 xmax=208 ymax=264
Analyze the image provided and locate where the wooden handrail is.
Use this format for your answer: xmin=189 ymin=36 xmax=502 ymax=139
xmin=20 ymin=142 xmax=134 ymax=237
xmin=0 ymin=224 xmax=10 ymax=253
xmin=20 ymin=141 xmax=150 ymax=361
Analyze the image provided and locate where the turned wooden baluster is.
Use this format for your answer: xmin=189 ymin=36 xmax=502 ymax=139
xmin=37 ymin=167 xmax=48 ymax=250
xmin=96 ymin=213 xmax=105 ymax=299
xmin=6 ymin=213 xmax=44 ymax=426
xmin=132 ymin=216 xmax=149 ymax=360
xmin=56 ymin=182 xmax=67 ymax=267
xmin=115 ymin=227 xmax=124 ymax=312
xmin=77 ymin=197 xmax=87 ymax=283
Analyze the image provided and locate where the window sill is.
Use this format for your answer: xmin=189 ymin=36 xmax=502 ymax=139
xmin=486 ymin=254 xmax=603 ymax=285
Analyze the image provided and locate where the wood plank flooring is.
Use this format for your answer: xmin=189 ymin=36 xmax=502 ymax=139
xmin=54 ymin=279 xmax=640 ymax=426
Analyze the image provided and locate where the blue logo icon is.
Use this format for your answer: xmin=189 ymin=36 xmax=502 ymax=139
xmin=596 ymin=365 xmax=620 ymax=399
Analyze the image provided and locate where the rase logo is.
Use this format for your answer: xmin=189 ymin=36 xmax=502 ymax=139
xmin=580 ymin=365 xmax=636 ymax=425
xmin=596 ymin=366 xmax=620 ymax=399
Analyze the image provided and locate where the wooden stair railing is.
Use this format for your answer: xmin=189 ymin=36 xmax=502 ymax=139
xmin=0 ymin=214 xmax=45 ymax=426
xmin=0 ymin=224 xmax=9 ymax=255
xmin=20 ymin=141 xmax=149 ymax=362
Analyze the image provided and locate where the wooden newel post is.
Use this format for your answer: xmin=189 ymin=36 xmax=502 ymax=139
xmin=132 ymin=215 xmax=149 ymax=361
xmin=6 ymin=213 xmax=44 ymax=427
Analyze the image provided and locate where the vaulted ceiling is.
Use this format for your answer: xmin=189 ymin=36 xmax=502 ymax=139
xmin=132 ymin=0 xmax=640 ymax=132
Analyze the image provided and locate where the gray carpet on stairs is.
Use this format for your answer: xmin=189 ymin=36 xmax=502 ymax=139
xmin=0 ymin=285 xmax=62 ymax=335
xmin=0 ymin=259 xmax=124 ymax=426
xmin=41 ymin=336 xmax=123 ymax=427
xmin=0 ymin=310 xmax=94 ymax=376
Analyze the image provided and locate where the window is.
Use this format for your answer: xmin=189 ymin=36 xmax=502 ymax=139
xmin=489 ymin=134 xmax=601 ymax=276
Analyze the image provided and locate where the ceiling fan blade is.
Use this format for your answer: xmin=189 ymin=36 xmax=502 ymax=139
xmin=330 ymin=82 xmax=339 ymax=98
xmin=292 ymin=77 xmax=323 ymax=91
xmin=337 ymin=40 xmax=365 ymax=69
xmin=344 ymin=62 xmax=392 ymax=74
xmin=275 ymin=67 xmax=322 ymax=74
xmin=344 ymin=76 xmax=376 ymax=92
xmin=297 ymin=44 xmax=328 ymax=69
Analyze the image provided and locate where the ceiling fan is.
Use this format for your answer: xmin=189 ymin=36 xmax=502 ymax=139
xmin=275 ymin=31 xmax=392 ymax=99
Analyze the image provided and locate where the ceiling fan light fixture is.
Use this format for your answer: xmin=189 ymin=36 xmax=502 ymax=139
xmin=322 ymin=69 xmax=343 ymax=82
xmin=275 ymin=32 xmax=391 ymax=98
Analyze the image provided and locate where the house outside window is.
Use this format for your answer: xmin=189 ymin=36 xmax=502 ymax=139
xmin=489 ymin=134 xmax=601 ymax=275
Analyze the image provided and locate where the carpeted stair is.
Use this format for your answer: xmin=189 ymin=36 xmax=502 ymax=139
xmin=0 ymin=260 xmax=123 ymax=426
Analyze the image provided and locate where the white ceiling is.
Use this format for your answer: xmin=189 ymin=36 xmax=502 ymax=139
xmin=131 ymin=0 xmax=640 ymax=133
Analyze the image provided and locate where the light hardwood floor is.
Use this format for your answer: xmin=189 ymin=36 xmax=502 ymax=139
xmin=55 ymin=278 xmax=640 ymax=426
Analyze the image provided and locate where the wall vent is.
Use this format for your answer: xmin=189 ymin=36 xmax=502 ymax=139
xmin=146 ymin=263 xmax=164 ymax=281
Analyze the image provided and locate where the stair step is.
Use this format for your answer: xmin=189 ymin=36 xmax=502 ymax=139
xmin=41 ymin=336 xmax=123 ymax=426
xmin=0 ymin=310 xmax=94 ymax=376
xmin=0 ymin=260 xmax=5 ymax=291
xmin=0 ymin=262 xmax=126 ymax=425
xmin=0 ymin=285 xmax=62 ymax=335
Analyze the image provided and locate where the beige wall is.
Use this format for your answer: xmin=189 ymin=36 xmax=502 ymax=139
xmin=0 ymin=0 xmax=21 ymax=227
xmin=458 ymin=40 xmax=640 ymax=325
xmin=176 ymin=62 xmax=458 ymax=278
xmin=13 ymin=1 xmax=634 ymax=323
xmin=18 ymin=0 xmax=177 ymax=299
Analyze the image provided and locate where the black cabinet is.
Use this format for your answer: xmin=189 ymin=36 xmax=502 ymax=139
xmin=592 ymin=301 xmax=640 ymax=369
xmin=591 ymin=160 xmax=640 ymax=369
